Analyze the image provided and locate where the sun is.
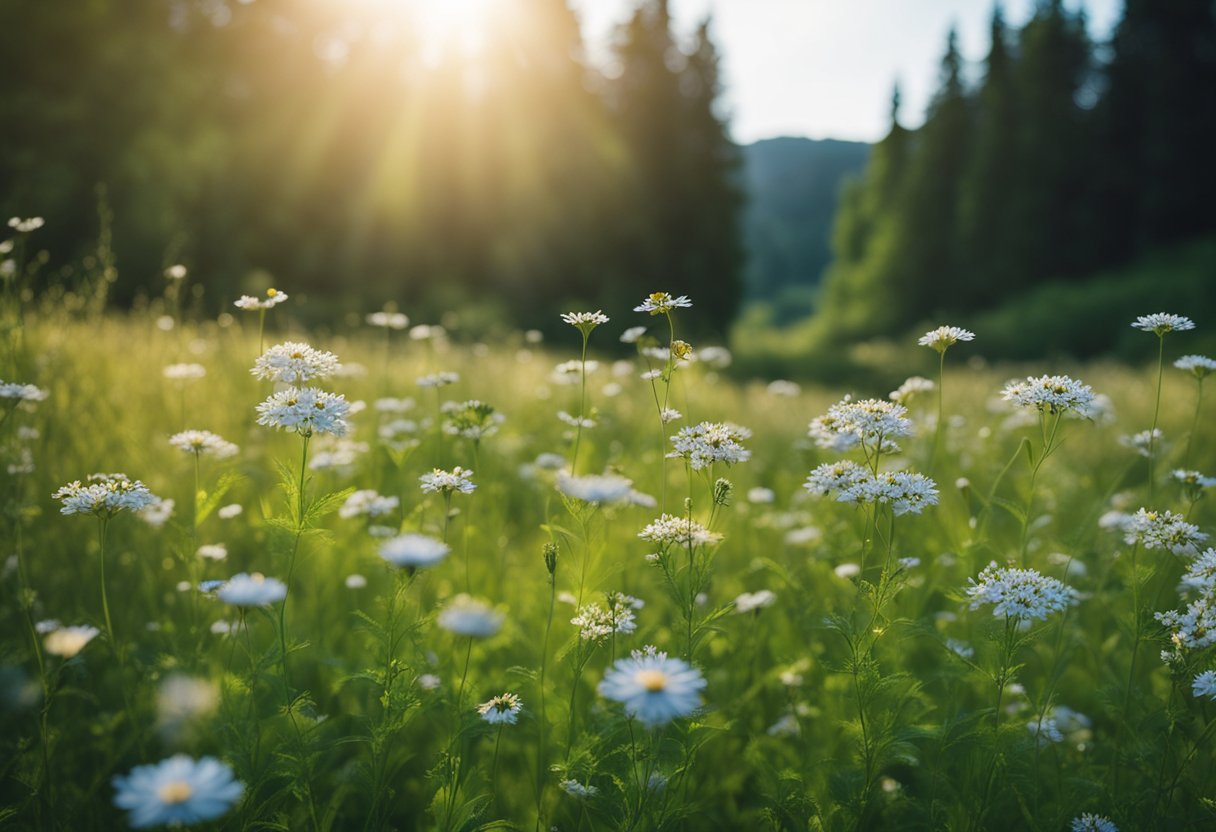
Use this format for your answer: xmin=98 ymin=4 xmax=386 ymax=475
xmin=354 ymin=0 xmax=502 ymax=42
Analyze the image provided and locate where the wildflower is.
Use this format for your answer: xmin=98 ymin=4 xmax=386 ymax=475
xmin=1175 ymin=355 xmax=1216 ymax=379
xmin=965 ymin=563 xmax=1078 ymax=621
xmin=419 ymin=467 xmax=476 ymax=495
xmin=478 ymin=692 xmax=523 ymax=724
xmin=379 ymin=534 xmax=450 ymax=569
xmin=338 ymin=490 xmax=399 ymax=519
xmin=442 ymin=400 xmax=504 ymax=440
xmin=54 ymin=473 xmax=160 ymax=516
xmin=946 ymin=638 xmax=974 ymax=659
xmin=156 ymin=675 xmax=218 ymax=739
xmin=366 ymin=311 xmax=409 ymax=329
xmin=1131 ymin=313 xmax=1195 ymax=335
xmin=1119 ymin=429 xmax=1163 ymax=457
xmin=196 ymin=544 xmax=227 ymax=561
xmin=0 ymin=381 xmax=48 ymax=402
xmin=556 ymin=471 xmax=634 ymax=504
xmin=571 ymin=595 xmax=640 ymax=641
xmin=803 ymin=460 xmax=870 ymax=499
xmin=918 ymin=325 xmax=976 ymax=352
xmin=557 ymin=411 xmax=597 ymax=428
xmin=8 ymin=216 xmax=44 ymax=233
xmin=561 ymin=310 xmax=610 ymax=335
xmin=164 ymin=264 xmax=187 ymax=280
xmin=834 ymin=563 xmax=861 ymax=579
xmin=598 ymin=649 xmax=706 ymax=727
xmin=1173 ymin=469 xmax=1216 ymax=490
xmin=638 ymin=514 xmax=723 ymax=548
xmin=668 ymin=421 xmax=752 ymax=470
xmin=139 ymin=497 xmax=176 ymax=527
xmin=634 ymin=291 xmax=693 ymax=315
xmin=1156 ymin=594 xmax=1216 ymax=650
xmin=438 ymin=594 xmax=503 ymax=637
xmin=43 ymin=625 xmax=100 ymax=658
xmin=416 ymin=371 xmax=459 ymax=389
xmin=217 ymin=504 xmax=242 ymax=520
xmin=1001 ymin=375 xmax=1095 ymax=415
xmin=112 ymin=755 xmax=244 ymax=829
xmin=560 ymin=779 xmax=599 ymax=799
xmin=1121 ymin=508 xmax=1208 ymax=557
xmin=890 ymin=376 xmax=936 ymax=404
xmin=169 ymin=430 xmax=239 ymax=459
xmin=660 ymin=407 xmax=682 ymax=423
xmin=1027 ymin=716 xmax=1064 ymax=745
xmin=1193 ymin=670 xmax=1216 ymax=701
xmin=251 ymin=341 xmax=340 ymax=384
xmin=1071 ymin=814 xmax=1118 ymax=832
xmin=255 ymin=387 xmax=350 ymax=437
xmin=1181 ymin=549 xmax=1216 ymax=594
xmin=163 ymin=363 xmax=206 ymax=381
xmin=233 ymin=288 xmax=288 ymax=310
xmin=767 ymin=379 xmax=801 ymax=397
xmin=620 ymin=325 xmax=647 ymax=343
xmin=734 ymin=590 xmax=776 ymax=613
xmin=698 ymin=345 xmax=732 ymax=368
xmin=345 ymin=574 xmax=367 ymax=589
xmin=216 ymin=573 xmax=287 ymax=607
xmin=747 ymin=487 xmax=775 ymax=504
xmin=822 ymin=398 xmax=913 ymax=448
xmin=852 ymin=470 xmax=940 ymax=515
xmin=551 ymin=359 xmax=598 ymax=385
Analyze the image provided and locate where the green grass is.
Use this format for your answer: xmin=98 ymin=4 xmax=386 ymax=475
xmin=2 ymin=291 xmax=1215 ymax=831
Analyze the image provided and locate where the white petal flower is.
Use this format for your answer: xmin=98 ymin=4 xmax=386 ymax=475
xmin=598 ymin=650 xmax=706 ymax=727
xmin=112 ymin=755 xmax=244 ymax=829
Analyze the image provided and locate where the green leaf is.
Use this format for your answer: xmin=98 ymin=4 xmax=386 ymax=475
xmin=195 ymin=470 xmax=244 ymax=525
xmin=991 ymin=496 xmax=1027 ymax=524
xmin=305 ymin=486 xmax=357 ymax=524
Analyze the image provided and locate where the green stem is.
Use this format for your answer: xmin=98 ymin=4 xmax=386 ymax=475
xmin=1184 ymin=377 xmax=1203 ymax=469
xmin=1148 ymin=334 xmax=1165 ymax=502
xmin=571 ymin=333 xmax=589 ymax=476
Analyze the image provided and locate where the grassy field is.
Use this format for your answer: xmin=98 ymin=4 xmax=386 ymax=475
xmin=1 ymin=289 xmax=1214 ymax=831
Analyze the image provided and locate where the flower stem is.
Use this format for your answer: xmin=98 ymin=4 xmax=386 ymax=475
xmin=1148 ymin=334 xmax=1165 ymax=501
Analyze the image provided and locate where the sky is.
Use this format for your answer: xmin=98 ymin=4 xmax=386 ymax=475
xmin=570 ymin=0 xmax=1123 ymax=144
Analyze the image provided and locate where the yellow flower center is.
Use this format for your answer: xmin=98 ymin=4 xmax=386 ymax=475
xmin=290 ymin=351 xmax=304 ymax=359
xmin=636 ymin=669 xmax=667 ymax=692
xmin=266 ymin=288 xmax=278 ymax=297
xmin=158 ymin=781 xmax=193 ymax=804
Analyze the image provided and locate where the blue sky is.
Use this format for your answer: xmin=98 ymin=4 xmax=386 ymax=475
xmin=571 ymin=0 xmax=1123 ymax=143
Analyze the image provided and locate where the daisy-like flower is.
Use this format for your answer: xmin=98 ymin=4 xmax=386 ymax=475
xmin=442 ymin=400 xmax=504 ymax=440
xmin=1175 ymin=355 xmax=1216 ymax=379
xmin=918 ymin=325 xmax=975 ymax=352
xmin=379 ymin=533 xmax=450 ymax=569
xmin=366 ymin=311 xmax=409 ymax=329
xmin=734 ymin=589 xmax=776 ymax=613
xmin=1119 ymin=429 xmax=1163 ymax=458
xmin=620 ymin=326 xmax=647 ymax=343
xmin=338 ymin=489 xmax=399 ymax=519
xmin=1192 ymin=669 xmax=1216 ymax=701
xmin=477 ymin=692 xmax=523 ymax=725
xmin=1121 ymin=508 xmax=1208 ymax=557
xmin=1131 ymin=313 xmax=1195 ymax=335
xmin=255 ymin=386 xmax=350 ymax=437
xmin=437 ymin=594 xmax=503 ymax=637
xmin=112 ymin=755 xmax=244 ymax=829
xmin=216 ymin=573 xmax=287 ymax=607
xmin=556 ymin=471 xmax=634 ymax=504
xmin=890 ymin=376 xmax=936 ymax=404
xmin=54 ymin=473 xmax=160 ymax=516
xmin=0 ymin=380 xmax=48 ymax=403
xmin=638 ymin=514 xmax=723 ymax=548
xmin=1001 ymin=375 xmax=1095 ymax=415
xmin=416 ymin=371 xmax=459 ymax=389
xmin=419 ymin=467 xmax=476 ymax=494
xmin=634 ymin=291 xmax=693 ymax=315
xmin=598 ymin=649 xmax=706 ymax=727
xmin=561 ymin=310 xmax=610 ymax=335
xmin=1173 ymin=469 xmax=1216 ymax=490
xmin=251 ymin=342 xmax=341 ymax=384
xmin=560 ymin=779 xmax=599 ymax=799
xmin=163 ymin=363 xmax=206 ymax=381
xmin=1071 ymin=815 xmax=1118 ymax=832
xmin=43 ymin=625 xmax=101 ymax=658
xmin=965 ymin=563 xmax=1078 ymax=621
xmin=668 ymin=422 xmax=752 ymax=470
xmin=233 ymin=288 xmax=288 ymax=310
xmin=169 ymin=430 xmax=239 ymax=459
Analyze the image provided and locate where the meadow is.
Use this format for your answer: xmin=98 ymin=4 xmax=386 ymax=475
xmin=2 ymin=270 xmax=1215 ymax=831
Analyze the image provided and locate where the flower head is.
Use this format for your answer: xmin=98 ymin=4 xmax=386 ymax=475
xmin=163 ymin=363 xmax=206 ymax=381
xmin=416 ymin=371 xmax=459 ymax=389
xmin=379 ymin=533 xmax=450 ymax=569
xmin=556 ymin=471 xmax=634 ymax=504
xmin=634 ymin=292 xmax=693 ymax=316
xmin=965 ymin=563 xmax=1077 ymax=621
xmin=1192 ymin=670 xmax=1216 ymax=701
xmin=438 ymin=594 xmax=503 ymax=637
xmin=233 ymin=288 xmax=288 ymax=310
xmin=216 ymin=573 xmax=287 ymax=607
xmin=419 ymin=467 xmax=476 ymax=495
xmin=561 ymin=310 xmax=610 ymax=335
xmin=1156 ymin=594 xmax=1216 ymax=651
xmin=889 ymin=376 xmax=936 ymax=404
xmin=918 ymin=325 xmax=975 ymax=353
xmin=251 ymin=342 xmax=340 ymax=384
xmin=1175 ymin=355 xmax=1216 ymax=379
xmin=734 ymin=590 xmax=776 ymax=614
xmin=560 ymin=779 xmax=599 ymax=799
xmin=0 ymin=380 xmax=48 ymax=403
xmin=367 ymin=311 xmax=409 ymax=329
xmin=638 ymin=514 xmax=723 ymax=548
xmin=44 ymin=625 xmax=100 ymax=658
xmin=112 ymin=755 xmax=244 ymax=829
xmin=1131 ymin=313 xmax=1195 ymax=335
xmin=442 ymin=400 xmax=504 ymax=440
xmin=598 ymin=649 xmax=706 ymax=727
xmin=667 ymin=422 xmax=752 ymax=470
xmin=54 ymin=473 xmax=160 ymax=516
xmin=169 ymin=430 xmax=239 ymax=459
xmin=1121 ymin=508 xmax=1208 ymax=557
xmin=255 ymin=386 xmax=350 ymax=437
xmin=339 ymin=489 xmax=399 ymax=519
xmin=1001 ymin=375 xmax=1095 ymax=415
xmin=477 ymin=692 xmax=523 ymax=724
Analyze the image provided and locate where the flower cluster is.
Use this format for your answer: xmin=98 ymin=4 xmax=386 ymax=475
xmin=814 ymin=398 xmax=913 ymax=450
xmin=1130 ymin=312 xmax=1195 ymax=335
xmin=1071 ymin=814 xmax=1118 ymax=832
xmin=416 ymin=371 xmax=459 ymax=389
xmin=217 ymin=573 xmax=288 ymax=607
xmin=889 ymin=376 xmax=936 ymax=405
xmin=667 ymin=421 xmax=752 ymax=470
xmin=380 ymin=533 xmax=450 ymax=569
xmin=734 ymin=590 xmax=776 ymax=614
xmin=634 ymin=292 xmax=692 ymax=316
xmin=1001 ymin=374 xmax=1096 ymax=415
xmin=1175 ymin=354 xmax=1216 ymax=378
xmin=169 ymin=430 xmax=239 ymax=459
xmin=1119 ymin=508 xmax=1208 ymax=557
xmin=598 ymin=648 xmax=706 ymax=727
xmin=965 ymin=563 xmax=1077 ymax=621
xmin=1156 ymin=594 xmax=1216 ymax=651
xmin=1119 ymin=429 xmax=1163 ymax=457
xmin=804 ymin=462 xmax=938 ymax=515
xmin=0 ymin=380 xmax=48 ymax=403
xmin=163 ymin=363 xmax=206 ymax=381
xmin=918 ymin=325 xmax=975 ymax=352
xmin=437 ymin=594 xmax=503 ymax=637
xmin=419 ymin=466 xmax=476 ymax=495
xmin=1181 ymin=549 xmax=1216 ymax=594
xmin=54 ymin=473 xmax=160 ymax=516
xmin=441 ymin=400 xmax=504 ymax=440
xmin=638 ymin=514 xmax=723 ymax=548
xmin=556 ymin=471 xmax=634 ymax=504
xmin=571 ymin=593 xmax=642 ymax=641
xmin=338 ymin=489 xmax=399 ymax=519
xmin=255 ymin=387 xmax=350 ymax=437
xmin=251 ymin=342 xmax=341 ymax=384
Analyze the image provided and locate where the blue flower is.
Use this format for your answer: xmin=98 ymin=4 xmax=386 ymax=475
xmin=113 ymin=754 xmax=243 ymax=828
xmin=598 ymin=649 xmax=706 ymax=727
xmin=216 ymin=573 xmax=287 ymax=607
